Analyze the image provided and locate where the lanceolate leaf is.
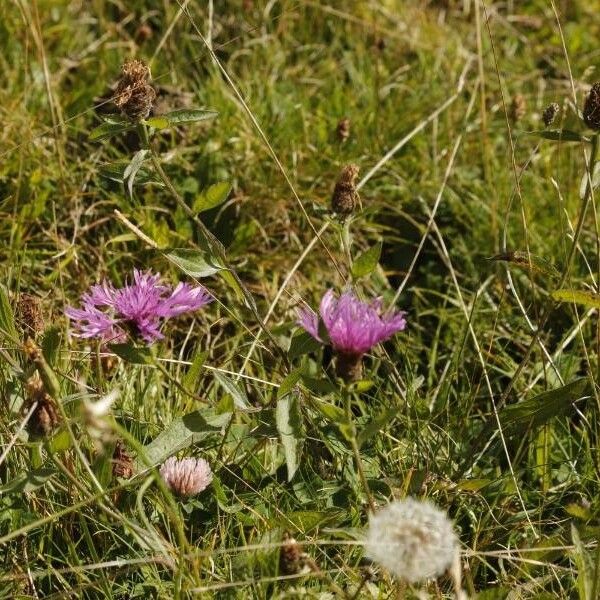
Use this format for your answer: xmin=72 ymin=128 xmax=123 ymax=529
xmin=276 ymin=391 xmax=303 ymax=481
xmin=214 ymin=371 xmax=260 ymax=412
xmin=193 ymin=182 xmax=232 ymax=214
xmin=109 ymin=343 xmax=153 ymax=365
xmin=123 ymin=149 xmax=148 ymax=198
xmin=551 ymin=289 xmax=600 ymax=309
xmin=135 ymin=409 xmax=230 ymax=471
xmin=527 ymin=129 xmax=589 ymax=143
xmin=167 ymin=248 xmax=225 ymax=278
xmin=145 ymin=109 xmax=218 ymax=129
xmin=89 ymin=119 xmax=135 ymax=141
xmin=0 ymin=285 xmax=17 ymax=341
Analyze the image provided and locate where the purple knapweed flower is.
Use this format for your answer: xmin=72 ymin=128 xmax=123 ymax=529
xmin=160 ymin=456 xmax=213 ymax=497
xmin=66 ymin=269 xmax=212 ymax=344
xmin=297 ymin=289 xmax=406 ymax=380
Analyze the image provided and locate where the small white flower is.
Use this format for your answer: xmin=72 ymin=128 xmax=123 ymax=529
xmin=365 ymin=497 xmax=458 ymax=583
xmin=159 ymin=456 xmax=213 ymax=497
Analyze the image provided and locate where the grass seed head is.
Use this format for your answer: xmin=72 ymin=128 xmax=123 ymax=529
xmin=584 ymin=83 xmax=600 ymax=130
xmin=365 ymin=497 xmax=458 ymax=583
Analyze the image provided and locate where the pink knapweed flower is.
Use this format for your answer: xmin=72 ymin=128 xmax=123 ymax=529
xmin=66 ymin=269 xmax=212 ymax=344
xmin=297 ymin=289 xmax=406 ymax=380
xmin=160 ymin=456 xmax=213 ymax=497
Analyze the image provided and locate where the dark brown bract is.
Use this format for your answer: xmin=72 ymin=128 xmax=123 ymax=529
xmin=584 ymin=83 xmax=600 ymax=130
xmin=114 ymin=59 xmax=156 ymax=121
xmin=331 ymin=164 xmax=360 ymax=216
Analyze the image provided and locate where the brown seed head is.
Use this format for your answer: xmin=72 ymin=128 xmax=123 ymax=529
xmin=584 ymin=83 xmax=600 ymax=130
xmin=331 ymin=164 xmax=360 ymax=216
xmin=25 ymin=374 xmax=60 ymax=436
xmin=337 ymin=117 xmax=350 ymax=142
xmin=16 ymin=294 xmax=44 ymax=339
xmin=112 ymin=440 xmax=133 ymax=479
xmin=510 ymin=94 xmax=526 ymax=122
xmin=542 ymin=102 xmax=560 ymax=127
xmin=280 ymin=531 xmax=303 ymax=575
xmin=114 ymin=59 xmax=156 ymax=121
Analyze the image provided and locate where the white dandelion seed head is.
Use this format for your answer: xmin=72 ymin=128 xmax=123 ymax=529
xmin=364 ymin=497 xmax=458 ymax=583
xmin=159 ymin=456 xmax=213 ymax=497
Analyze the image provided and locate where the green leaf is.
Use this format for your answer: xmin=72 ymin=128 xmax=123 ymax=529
xmin=487 ymin=251 xmax=560 ymax=279
xmin=41 ymin=326 xmax=62 ymax=366
xmin=0 ymin=467 xmax=56 ymax=495
xmin=144 ymin=116 xmax=170 ymax=130
xmin=89 ymin=120 xmax=135 ymax=141
xmin=214 ymin=371 xmax=260 ymax=412
xmin=579 ymin=162 xmax=600 ymax=200
xmin=551 ymin=289 xmax=600 ymax=309
xmin=135 ymin=409 xmax=230 ymax=471
xmin=276 ymin=391 xmax=303 ymax=481
xmin=277 ymin=368 xmax=303 ymax=400
xmin=357 ymin=407 xmax=398 ymax=447
xmin=47 ymin=428 xmax=72 ymax=453
xmin=351 ymin=242 xmax=382 ymax=279
xmin=183 ymin=351 xmax=207 ymax=394
xmin=572 ymin=524 xmax=594 ymax=600
xmin=99 ymin=160 xmax=158 ymax=185
xmin=193 ymin=182 xmax=232 ymax=214
xmin=0 ymin=285 xmax=17 ymax=341
xmin=123 ymin=149 xmax=148 ymax=198
xmin=154 ymin=108 xmax=218 ymax=126
xmin=527 ymin=129 xmax=589 ymax=143
xmin=288 ymin=330 xmax=321 ymax=360
xmin=166 ymin=248 xmax=225 ymax=278
xmin=499 ymin=377 xmax=590 ymax=435
xmin=109 ymin=343 xmax=153 ymax=365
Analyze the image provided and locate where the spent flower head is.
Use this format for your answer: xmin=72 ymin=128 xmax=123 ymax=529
xmin=114 ymin=59 xmax=156 ymax=121
xmin=66 ymin=269 xmax=212 ymax=344
xmin=297 ymin=289 xmax=406 ymax=380
xmin=584 ymin=82 xmax=600 ymax=131
xmin=160 ymin=456 xmax=213 ymax=497
xmin=365 ymin=497 xmax=458 ymax=583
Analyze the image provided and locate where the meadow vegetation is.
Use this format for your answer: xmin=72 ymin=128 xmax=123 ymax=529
xmin=2 ymin=1 xmax=600 ymax=597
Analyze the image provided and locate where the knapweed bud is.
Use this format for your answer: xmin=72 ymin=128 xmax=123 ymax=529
xmin=25 ymin=374 xmax=60 ymax=436
xmin=365 ymin=497 xmax=459 ymax=583
xmin=112 ymin=440 xmax=133 ymax=479
xmin=114 ymin=59 xmax=156 ymax=121
xmin=510 ymin=94 xmax=526 ymax=122
xmin=331 ymin=164 xmax=360 ymax=216
xmin=16 ymin=293 xmax=44 ymax=339
xmin=336 ymin=352 xmax=363 ymax=382
xmin=584 ymin=83 xmax=600 ymax=130
xmin=159 ymin=456 xmax=213 ymax=497
xmin=337 ymin=117 xmax=350 ymax=142
xmin=542 ymin=102 xmax=560 ymax=127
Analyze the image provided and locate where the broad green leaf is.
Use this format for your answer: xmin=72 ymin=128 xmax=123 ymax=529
xmin=552 ymin=289 xmax=600 ymax=309
xmin=0 ymin=285 xmax=17 ymax=341
xmin=276 ymin=391 xmax=303 ymax=481
xmin=214 ymin=371 xmax=259 ymax=412
xmin=527 ymin=129 xmax=589 ymax=143
xmin=0 ymin=467 xmax=56 ymax=495
xmin=89 ymin=120 xmax=135 ymax=141
xmin=144 ymin=116 xmax=169 ymax=130
xmin=183 ymin=351 xmax=207 ymax=394
xmin=357 ymin=407 xmax=398 ymax=447
xmin=488 ymin=251 xmax=560 ymax=279
xmin=135 ymin=408 xmax=230 ymax=471
xmin=109 ymin=343 xmax=153 ymax=365
xmin=99 ymin=160 xmax=158 ymax=185
xmin=166 ymin=248 xmax=225 ymax=278
xmin=288 ymin=330 xmax=321 ymax=360
xmin=47 ymin=428 xmax=72 ymax=453
xmin=499 ymin=377 xmax=590 ymax=435
xmin=351 ymin=242 xmax=382 ymax=279
xmin=193 ymin=182 xmax=232 ymax=214
xmin=41 ymin=326 xmax=61 ymax=366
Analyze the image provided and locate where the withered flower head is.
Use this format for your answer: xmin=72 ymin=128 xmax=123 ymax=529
xmin=112 ymin=440 xmax=133 ymax=479
xmin=584 ymin=83 xmax=600 ymax=131
xmin=331 ymin=164 xmax=360 ymax=217
xmin=510 ymin=94 xmax=526 ymax=122
xmin=25 ymin=374 xmax=60 ymax=437
xmin=114 ymin=59 xmax=156 ymax=121
xmin=16 ymin=293 xmax=44 ymax=339
xmin=337 ymin=117 xmax=350 ymax=142
xmin=279 ymin=531 xmax=304 ymax=575
xmin=542 ymin=102 xmax=560 ymax=127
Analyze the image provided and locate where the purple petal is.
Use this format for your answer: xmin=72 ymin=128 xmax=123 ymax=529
xmin=157 ymin=283 xmax=213 ymax=318
xmin=297 ymin=306 xmax=322 ymax=341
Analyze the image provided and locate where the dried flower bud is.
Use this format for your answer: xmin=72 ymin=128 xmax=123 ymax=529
xmin=510 ymin=94 xmax=526 ymax=122
xmin=337 ymin=117 xmax=350 ymax=142
xmin=280 ymin=531 xmax=303 ymax=575
xmin=584 ymin=83 xmax=600 ymax=130
xmin=542 ymin=102 xmax=560 ymax=127
xmin=114 ymin=59 xmax=156 ymax=121
xmin=16 ymin=294 xmax=44 ymax=339
xmin=331 ymin=164 xmax=360 ymax=216
xmin=25 ymin=374 xmax=60 ymax=436
xmin=112 ymin=441 xmax=133 ymax=479
xmin=159 ymin=456 xmax=213 ymax=497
